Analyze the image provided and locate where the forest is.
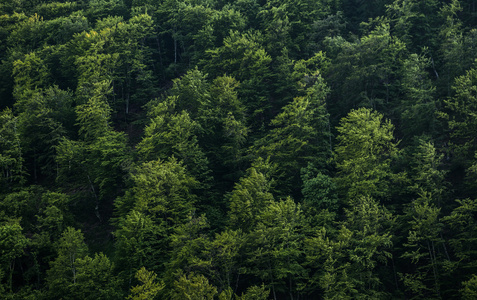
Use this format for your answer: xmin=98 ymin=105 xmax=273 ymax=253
xmin=1 ymin=0 xmax=477 ymax=299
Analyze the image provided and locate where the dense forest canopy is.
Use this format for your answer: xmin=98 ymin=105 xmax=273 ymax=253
xmin=2 ymin=0 xmax=477 ymax=299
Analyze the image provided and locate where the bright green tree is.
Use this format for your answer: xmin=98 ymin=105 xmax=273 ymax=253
xmin=165 ymin=214 xmax=244 ymax=294
xmin=72 ymin=253 xmax=122 ymax=299
xmin=115 ymin=158 xmax=198 ymax=282
xmin=400 ymin=192 xmax=447 ymax=299
xmin=227 ymin=158 xmax=275 ymax=233
xmin=128 ymin=267 xmax=164 ymax=300
xmin=462 ymin=275 xmax=477 ymax=300
xmin=245 ymin=197 xmax=306 ymax=300
xmin=171 ymin=272 xmax=218 ymax=300
xmin=0 ymin=220 xmax=28 ymax=293
xmin=114 ymin=210 xmax=160 ymax=288
xmin=342 ymin=196 xmax=394 ymax=298
xmin=137 ymin=95 xmax=211 ymax=186
xmin=409 ymin=139 xmax=448 ymax=206
xmin=46 ymin=227 xmax=88 ymax=299
xmin=303 ymin=225 xmax=355 ymax=299
xmin=334 ymin=108 xmax=399 ymax=202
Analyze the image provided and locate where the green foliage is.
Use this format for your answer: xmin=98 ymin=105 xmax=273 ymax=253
xmin=399 ymin=53 xmax=438 ymax=139
xmin=114 ymin=210 xmax=159 ymax=285
xmin=128 ymin=267 xmax=164 ymax=300
xmin=73 ymin=253 xmax=122 ymax=300
xmin=14 ymin=86 xmax=74 ymax=180
xmin=165 ymin=214 xmax=243 ymax=294
xmin=325 ymin=20 xmax=406 ymax=115
xmin=201 ymin=30 xmax=273 ymax=124
xmin=334 ymin=108 xmax=398 ymax=201
xmin=115 ymin=158 xmax=198 ymax=281
xmin=409 ymin=139 xmax=448 ymax=204
xmin=47 ymin=227 xmax=121 ymax=299
xmin=245 ymin=197 xmax=306 ymax=299
xmin=125 ymin=158 xmax=198 ymax=225
xmin=137 ymin=94 xmax=211 ymax=185
xmin=400 ymin=192 xmax=447 ymax=298
xmin=252 ymin=72 xmax=331 ymax=197
xmin=86 ymin=0 xmax=127 ymax=20
xmin=0 ymin=220 xmax=28 ymax=293
xmin=462 ymin=274 xmax=477 ymax=300
xmin=227 ymin=158 xmax=275 ymax=232
xmin=3 ymin=0 xmax=477 ymax=298
xmin=301 ymin=165 xmax=338 ymax=212
xmin=171 ymin=272 xmax=218 ymax=300
xmin=46 ymin=227 xmax=88 ymax=298
xmin=443 ymin=198 xmax=477 ymax=281
xmin=444 ymin=66 xmax=477 ymax=167
xmin=342 ymin=196 xmax=394 ymax=298
xmin=76 ymin=89 xmax=112 ymax=141
xmin=236 ymin=284 xmax=270 ymax=300
xmin=12 ymin=51 xmax=50 ymax=100
xmin=0 ymin=108 xmax=25 ymax=192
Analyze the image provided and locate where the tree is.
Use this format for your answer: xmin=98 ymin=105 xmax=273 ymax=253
xmin=55 ymin=83 xmax=129 ymax=220
xmin=386 ymin=0 xmax=443 ymax=53
xmin=400 ymin=192 xmax=447 ymax=299
xmin=334 ymin=108 xmax=398 ymax=202
xmin=164 ymin=214 xmax=244 ymax=295
xmin=342 ymin=196 xmax=394 ymax=298
xmin=303 ymin=195 xmax=394 ymax=299
xmin=73 ymin=253 xmax=122 ymax=300
xmin=399 ymin=53 xmax=438 ymax=139
xmin=325 ymin=20 xmax=406 ymax=118
xmin=301 ymin=165 xmax=338 ymax=213
xmin=443 ymin=198 xmax=477 ymax=290
xmin=245 ymin=197 xmax=306 ymax=300
xmin=15 ymin=87 xmax=74 ymax=181
xmin=0 ymin=108 xmax=25 ymax=193
xmin=128 ymin=267 xmax=164 ymax=300
xmin=303 ymin=224 xmax=356 ymax=299
xmin=86 ymin=0 xmax=127 ymax=22
xmin=462 ymin=275 xmax=477 ymax=300
xmin=137 ymin=95 xmax=211 ymax=186
xmin=409 ymin=139 xmax=448 ymax=206
xmin=199 ymin=75 xmax=248 ymax=185
xmin=171 ymin=272 xmax=218 ymax=300
xmin=46 ymin=227 xmax=88 ymax=298
xmin=117 ymin=158 xmax=198 ymax=225
xmin=201 ymin=30 xmax=273 ymax=127
xmin=114 ymin=158 xmax=198 ymax=282
xmin=0 ymin=220 xmax=28 ymax=293
xmin=75 ymin=86 xmax=112 ymax=141
xmin=114 ymin=210 xmax=160 ymax=287
xmin=437 ymin=0 xmax=469 ymax=97
xmin=227 ymin=158 xmax=275 ymax=233
xmin=252 ymin=72 xmax=331 ymax=197
xmin=236 ymin=285 xmax=270 ymax=300
xmin=443 ymin=65 xmax=477 ymax=168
